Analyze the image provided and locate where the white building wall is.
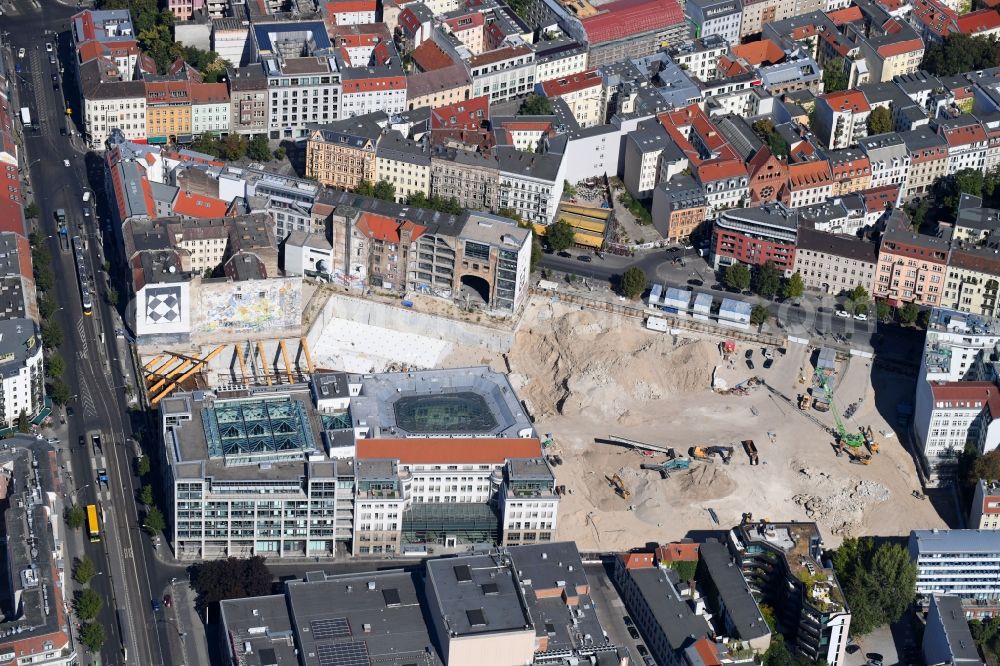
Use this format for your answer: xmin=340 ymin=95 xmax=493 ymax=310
xmin=84 ymin=96 xmax=147 ymax=150
xmin=191 ymin=101 xmax=231 ymax=135
xmin=341 ymin=87 xmax=407 ymax=118
xmin=535 ymin=51 xmax=588 ymax=84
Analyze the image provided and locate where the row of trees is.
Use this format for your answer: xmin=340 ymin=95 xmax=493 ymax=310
xmin=190 ymin=134 xmax=280 ymax=163
xmin=26 ymin=232 xmax=73 ymax=405
xmin=72 ymin=555 xmax=106 ymax=652
xmin=922 ymin=33 xmax=1000 ymax=77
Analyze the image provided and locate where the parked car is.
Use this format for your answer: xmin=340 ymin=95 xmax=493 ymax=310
xmin=557 ymin=251 xmax=571 ymax=258
xmin=577 ymin=255 xmax=592 ymax=263
xmin=45 ymin=43 xmax=53 ymax=52
xmin=687 ymin=279 xmax=703 ymax=287
xmin=763 ymin=348 xmax=774 ymax=360
xmin=763 ymin=358 xmax=773 ymax=369
xmin=623 ymin=616 xmax=634 ymax=626
xmin=17 ymin=48 xmax=25 ymax=58
xmin=854 ymin=312 xmax=868 ymax=321
xmin=745 ymin=349 xmax=753 ymax=359
xmin=835 ymin=308 xmax=850 ymax=318
xmin=627 ymin=626 xmax=640 ymax=640
xmin=63 ymin=159 xmax=70 ymax=167
xmin=636 ymin=645 xmax=649 ymax=657
xmin=747 ymin=359 xmax=755 ymax=370
xmin=163 ymin=594 xmax=172 ymax=608
xmin=151 ymin=598 xmax=161 ymax=612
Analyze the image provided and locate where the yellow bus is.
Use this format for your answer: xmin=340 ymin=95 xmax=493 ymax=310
xmin=86 ymin=504 xmax=100 ymax=543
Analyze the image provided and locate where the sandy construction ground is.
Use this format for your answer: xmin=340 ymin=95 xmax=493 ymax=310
xmin=444 ymin=297 xmax=947 ymax=549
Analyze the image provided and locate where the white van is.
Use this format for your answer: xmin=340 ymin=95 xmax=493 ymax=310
xmin=82 ymin=191 xmax=91 ymax=203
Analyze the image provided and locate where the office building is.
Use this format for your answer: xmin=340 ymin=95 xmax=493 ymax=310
xmin=910 ymin=529 xmax=1000 ymax=616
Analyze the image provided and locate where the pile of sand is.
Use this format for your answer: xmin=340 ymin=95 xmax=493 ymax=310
xmin=510 ymin=307 xmax=718 ymax=421
xmin=792 ymin=468 xmax=891 ymax=536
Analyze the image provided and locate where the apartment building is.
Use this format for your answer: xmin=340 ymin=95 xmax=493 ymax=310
xmin=264 ymin=55 xmax=342 ymax=140
xmin=537 ymin=69 xmax=604 ymax=128
xmin=859 ymin=133 xmax=910 ymax=191
xmin=686 ymin=0 xmax=742 ymax=44
xmin=468 ymin=44 xmax=536 ymax=103
xmin=943 ymin=247 xmax=1000 ymax=319
xmin=729 ymin=521 xmax=851 ymax=666
xmin=623 ymin=119 xmax=681 ymax=200
xmin=939 ymin=118 xmax=989 ymax=174
xmin=145 ymin=80 xmax=193 ymax=143
xmin=580 ymin=0 xmax=690 ymax=68
xmin=793 ymin=227 xmax=878 ymax=295
xmin=429 ymin=145 xmax=499 ymax=211
xmin=340 ymin=59 xmax=408 ymax=118
xmin=914 ymin=381 xmax=1000 ymax=477
xmin=827 ymin=149 xmax=872 ymax=197
xmin=79 ymin=60 xmax=147 ymax=149
xmin=922 ymin=595 xmax=984 ymax=666
xmin=901 ymin=126 xmax=949 ymax=201
xmin=698 ymin=161 xmax=749 ymax=213
xmin=910 ymin=529 xmax=1000 ymax=616
xmin=305 ymin=116 xmax=382 ymax=190
xmin=816 ymin=91 xmax=870 ymax=150
xmin=970 ymin=480 xmax=1000 ymax=530
xmin=375 ymin=131 xmax=432 ymax=203
xmin=406 ymin=63 xmax=473 ymax=111
xmin=228 ymin=64 xmax=269 ymax=136
xmin=190 ymin=82 xmax=230 ymax=136
xmin=71 ymin=9 xmax=140 ymax=76
xmin=712 ymin=203 xmax=798 ymax=274
xmin=739 ymin=0 xmax=797 ymax=37
xmin=533 ymin=38 xmax=589 ymax=85
xmin=496 ymin=147 xmax=566 ymax=224
xmin=785 ymin=160 xmax=834 ymax=209
xmin=875 ymin=229 xmax=949 ymax=306
xmin=0 ymin=319 xmax=44 ymax=429
xmin=325 ymin=0 xmax=377 ymax=24
xmin=652 ymin=176 xmax=707 ymax=243
xmin=667 ymin=35 xmax=729 ymax=83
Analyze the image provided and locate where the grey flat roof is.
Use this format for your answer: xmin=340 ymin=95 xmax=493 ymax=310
xmin=287 ymin=570 xmax=441 ymax=666
xmin=911 ymin=529 xmax=1000 ymax=554
xmin=220 ymin=594 xmax=299 ymax=666
xmin=507 ymin=457 xmax=554 ymax=481
xmin=929 ymin=594 xmax=982 ymax=663
xmin=699 ymin=540 xmax=769 ymax=641
xmin=426 ymin=553 xmax=532 ymax=637
xmin=796 ymin=227 xmax=878 ymax=263
xmin=626 ymin=567 xmax=711 ymax=651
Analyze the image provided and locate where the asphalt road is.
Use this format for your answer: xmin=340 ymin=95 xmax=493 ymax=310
xmin=3 ymin=5 xmax=177 ymax=664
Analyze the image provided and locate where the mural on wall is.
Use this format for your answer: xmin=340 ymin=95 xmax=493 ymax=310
xmin=194 ymin=278 xmax=303 ymax=334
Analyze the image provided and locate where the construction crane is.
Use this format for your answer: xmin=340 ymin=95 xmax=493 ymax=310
xmin=816 ymin=373 xmax=866 ymax=451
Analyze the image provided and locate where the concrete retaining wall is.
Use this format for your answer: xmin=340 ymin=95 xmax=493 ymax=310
xmin=307 ymin=292 xmax=515 ymax=355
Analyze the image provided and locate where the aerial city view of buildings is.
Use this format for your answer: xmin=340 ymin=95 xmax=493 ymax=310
xmin=11 ymin=0 xmax=1000 ymax=662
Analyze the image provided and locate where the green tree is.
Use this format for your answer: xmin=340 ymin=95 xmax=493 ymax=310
xmin=752 ymin=120 xmax=790 ymax=158
xmin=822 ymin=57 xmax=849 ymax=93
xmin=905 ymin=198 xmax=929 ymax=231
xmin=530 ymin=236 xmax=543 ymax=273
xmin=274 ymin=146 xmax=287 ymax=161
xmin=546 ymin=219 xmax=576 ymax=252
xmin=38 ymin=296 xmax=57 ymax=320
xmin=48 ymin=379 xmax=72 ymax=406
xmin=24 ymin=202 xmax=39 ymax=219
xmin=41 ymin=320 xmax=63 ymax=349
xmin=247 ymin=135 xmax=272 ymax=162
xmin=45 ymin=351 xmax=66 ymax=377
xmin=356 ymin=179 xmax=376 ymax=197
xmin=190 ymin=555 xmax=274 ymax=612
xmin=373 ymin=180 xmax=396 ymax=202
xmin=16 ymin=410 xmax=28 ymax=433
xmin=137 ymin=455 xmax=151 ymax=477
xmin=936 ymin=168 xmax=985 ymax=217
xmin=144 ymin=506 xmax=166 ymax=535
xmin=621 ymin=266 xmax=648 ymax=299
xmin=564 ymin=180 xmax=578 ymax=198
xmin=975 ymin=449 xmax=1000 ymax=480
xmin=918 ymin=309 xmax=931 ymax=328
xmin=832 ymin=538 xmax=917 ymax=635
xmin=899 ymin=302 xmax=919 ymax=326
xmin=724 ymin=262 xmax=751 ymax=291
xmin=80 ymin=622 xmax=106 ymax=652
xmin=751 ymin=304 xmax=770 ymax=326
xmin=66 ymin=504 xmax=85 ymax=529
xmin=752 ymin=261 xmax=782 ymax=299
xmin=140 ymin=484 xmax=154 ymax=507
xmin=848 ymin=285 xmax=870 ymax=314
xmin=875 ymin=299 xmax=893 ymax=323
xmin=518 ymin=94 xmax=553 ymax=116
xmin=73 ymin=556 xmax=97 ymax=585
xmin=782 ymin=272 xmax=805 ymax=301
xmin=867 ymin=106 xmax=893 ymax=135
xmin=106 ymin=287 xmax=119 ymax=307
xmin=74 ymin=588 xmax=103 ymax=621
xmin=35 ymin=266 xmax=54 ymax=292
xmin=922 ymin=33 xmax=1000 ymax=76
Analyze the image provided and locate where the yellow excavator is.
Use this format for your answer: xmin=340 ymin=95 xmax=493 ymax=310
xmin=606 ymin=474 xmax=632 ymax=500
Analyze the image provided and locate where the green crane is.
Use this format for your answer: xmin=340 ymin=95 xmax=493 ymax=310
xmin=816 ymin=373 xmax=865 ymax=449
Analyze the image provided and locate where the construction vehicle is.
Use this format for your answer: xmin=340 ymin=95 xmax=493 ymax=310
xmin=742 ymin=440 xmax=759 ymax=465
xmin=606 ymin=473 xmax=632 ymax=500
xmin=849 ymin=452 xmax=872 ymax=465
xmin=798 ymin=394 xmax=810 ymax=410
xmin=817 ymin=373 xmax=866 ymax=452
xmin=707 ymin=445 xmax=735 ymax=464
xmin=641 ymin=459 xmax=691 ymax=478
xmin=689 ymin=447 xmax=713 ymax=462
xmin=860 ymin=426 xmax=880 ymax=454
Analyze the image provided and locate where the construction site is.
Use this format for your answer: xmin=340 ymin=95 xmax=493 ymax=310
xmin=136 ymin=287 xmax=948 ymax=549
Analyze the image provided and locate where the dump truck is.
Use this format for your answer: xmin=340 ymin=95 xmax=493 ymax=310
xmin=606 ymin=473 xmax=631 ymax=500
xmin=689 ymin=446 xmax=713 ymax=462
xmin=742 ymin=440 xmax=759 ymax=465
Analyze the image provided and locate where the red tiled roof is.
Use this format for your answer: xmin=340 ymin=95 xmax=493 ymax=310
xmin=580 ymin=0 xmax=684 ymax=44
xmin=341 ymin=75 xmax=406 ymax=94
xmin=730 ymin=39 xmax=785 ymax=66
xmin=173 ymin=191 xmax=229 ymax=218
xmin=655 ymin=542 xmax=699 ymax=562
xmin=697 ymin=160 xmax=747 ymax=183
xmin=190 ymin=82 xmax=229 ymax=104
xmin=955 ymin=9 xmax=1000 ymax=33
xmin=929 ymin=381 xmax=1000 ymax=416
xmin=828 ymin=5 xmax=864 ymax=24
xmin=861 ymin=184 xmax=900 ymax=211
xmin=444 ymin=12 xmax=484 ymax=31
xmin=539 ymin=69 xmax=603 ymax=95
xmin=693 ymin=639 xmax=723 ymax=666
xmin=942 ymin=122 xmax=987 ymax=146
xmin=788 ymin=160 xmax=833 ymax=189
xmin=324 ymin=0 xmax=376 ymax=12
xmin=431 ymin=95 xmax=489 ymax=130
xmin=877 ymin=37 xmax=924 ymax=58
xmin=619 ymin=552 xmax=655 ymax=569
xmin=356 ymin=437 xmax=541 ymax=463
xmin=823 ymin=90 xmax=871 ymax=113
xmin=410 ymin=40 xmax=457 ymax=72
